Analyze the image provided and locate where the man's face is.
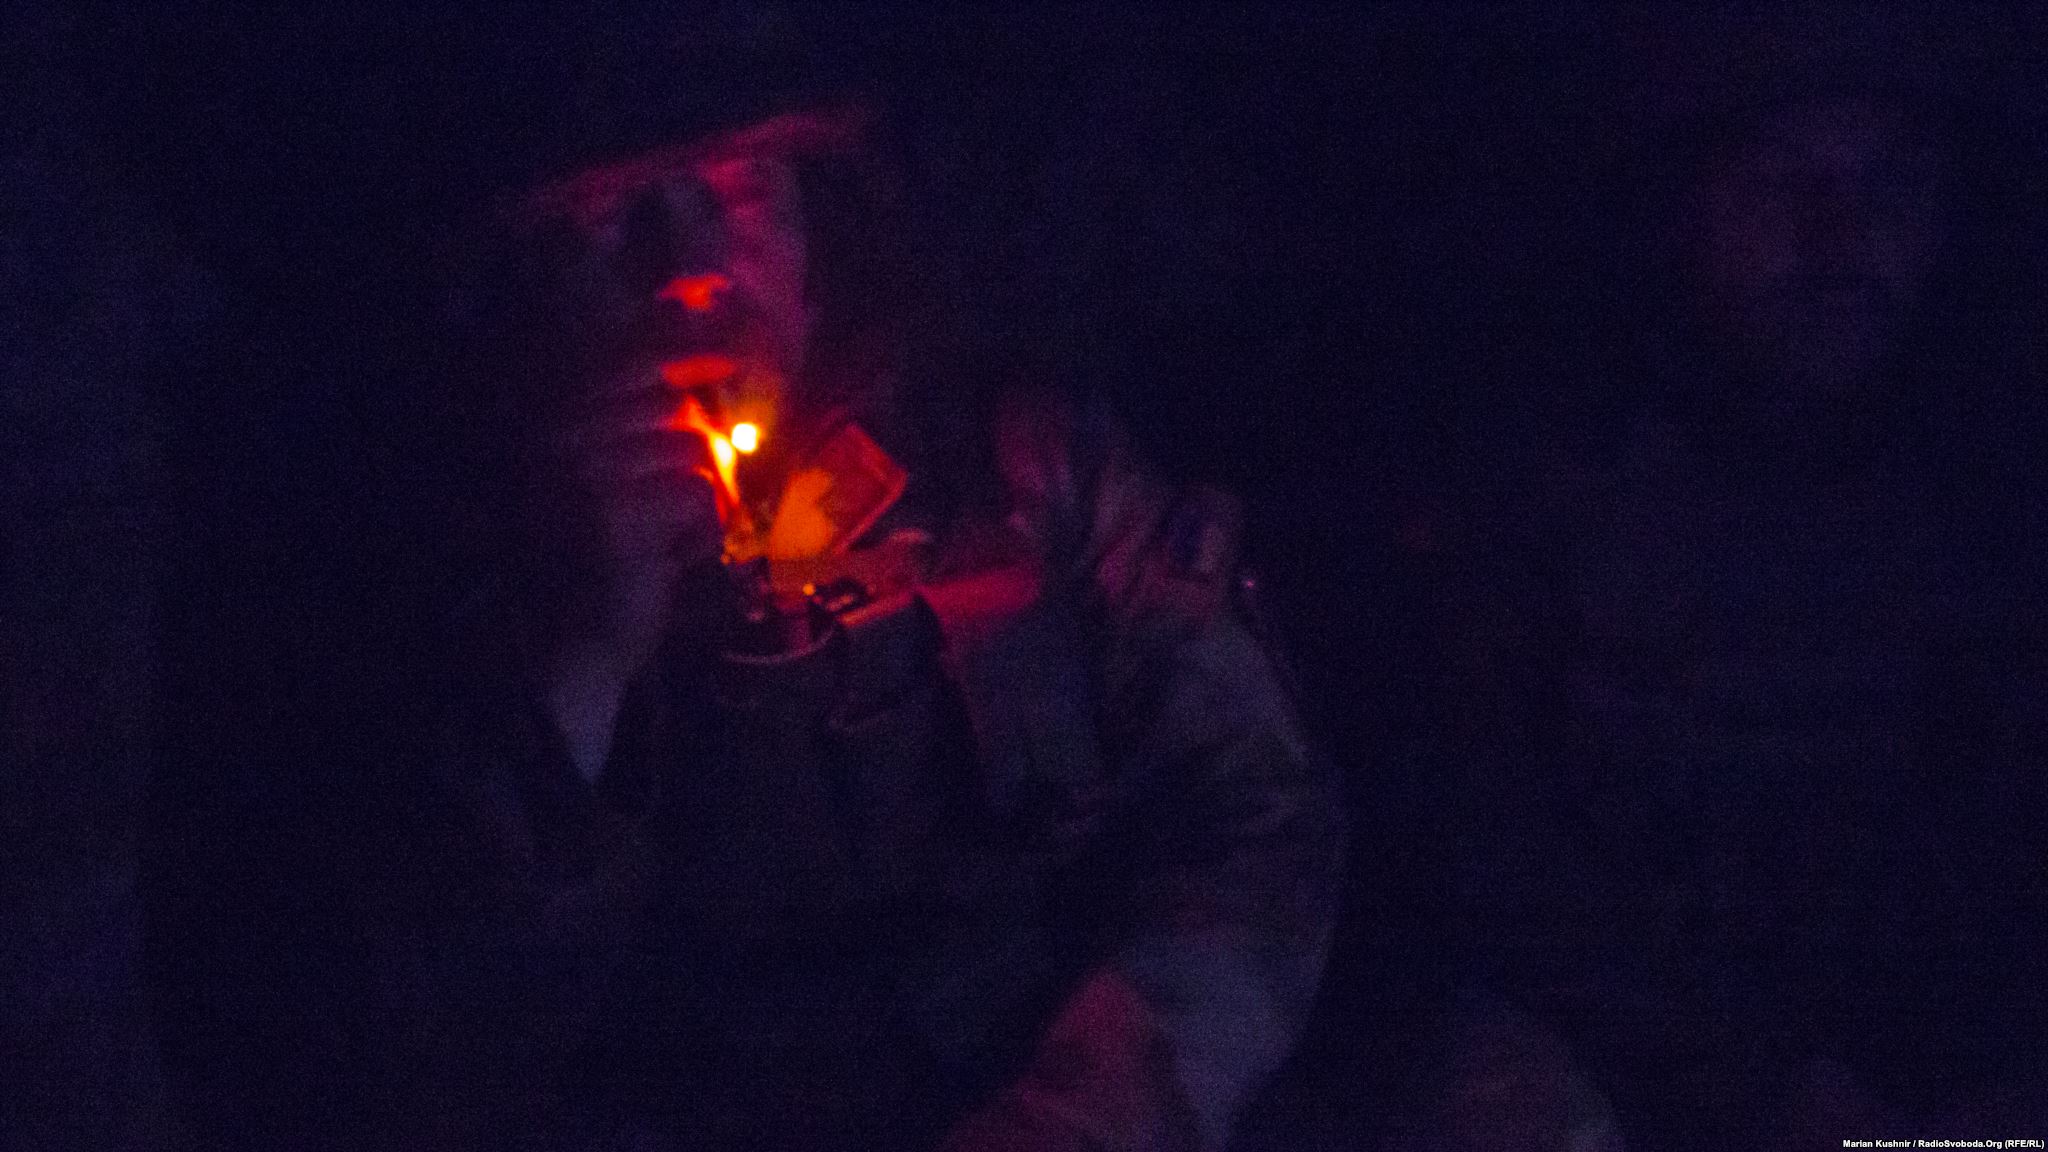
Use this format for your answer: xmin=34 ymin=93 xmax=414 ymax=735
xmin=1697 ymin=97 xmax=1949 ymax=404
xmin=539 ymin=140 xmax=812 ymax=430
xmin=521 ymin=131 xmax=816 ymax=593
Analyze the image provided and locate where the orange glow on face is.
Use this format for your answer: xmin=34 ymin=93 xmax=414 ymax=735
xmin=660 ymin=355 xmax=739 ymax=390
xmin=659 ymin=273 xmax=731 ymax=313
xmin=729 ymin=422 xmax=760 ymax=454
xmin=710 ymin=432 xmax=738 ymax=477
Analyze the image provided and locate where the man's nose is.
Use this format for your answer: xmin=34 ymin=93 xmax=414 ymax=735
xmin=651 ymin=269 xmax=748 ymax=355
xmin=649 ymin=271 xmax=748 ymax=400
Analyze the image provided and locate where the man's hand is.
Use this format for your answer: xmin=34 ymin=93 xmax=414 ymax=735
xmin=546 ymin=367 xmax=725 ymax=665
xmin=538 ymin=368 xmax=724 ymax=780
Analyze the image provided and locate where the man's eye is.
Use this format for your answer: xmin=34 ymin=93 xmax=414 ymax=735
xmin=609 ymin=191 xmax=680 ymax=298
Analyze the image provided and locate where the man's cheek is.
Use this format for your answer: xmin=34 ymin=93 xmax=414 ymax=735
xmin=554 ymin=271 xmax=643 ymax=354
xmin=738 ymin=238 xmax=806 ymax=301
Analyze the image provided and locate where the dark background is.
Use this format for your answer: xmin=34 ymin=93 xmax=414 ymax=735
xmin=6 ymin=3 xmax=2047 ymax=1148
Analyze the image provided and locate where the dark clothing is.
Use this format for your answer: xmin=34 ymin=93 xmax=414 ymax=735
xmin=375 ymin=399 xmax=1345 ymax=1151
xmin=1410 ymin=380 xmax=2047 ymax=1146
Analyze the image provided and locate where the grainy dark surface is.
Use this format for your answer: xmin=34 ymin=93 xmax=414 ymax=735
xmin=9 ymin=4 xmax=2048 ymax=1149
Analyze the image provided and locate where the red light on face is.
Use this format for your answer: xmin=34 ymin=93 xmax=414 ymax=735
xmin=660 ymin=355 xmax=739 ymax=390
xmin=660 ymin=273 xmax=731 ymax=313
